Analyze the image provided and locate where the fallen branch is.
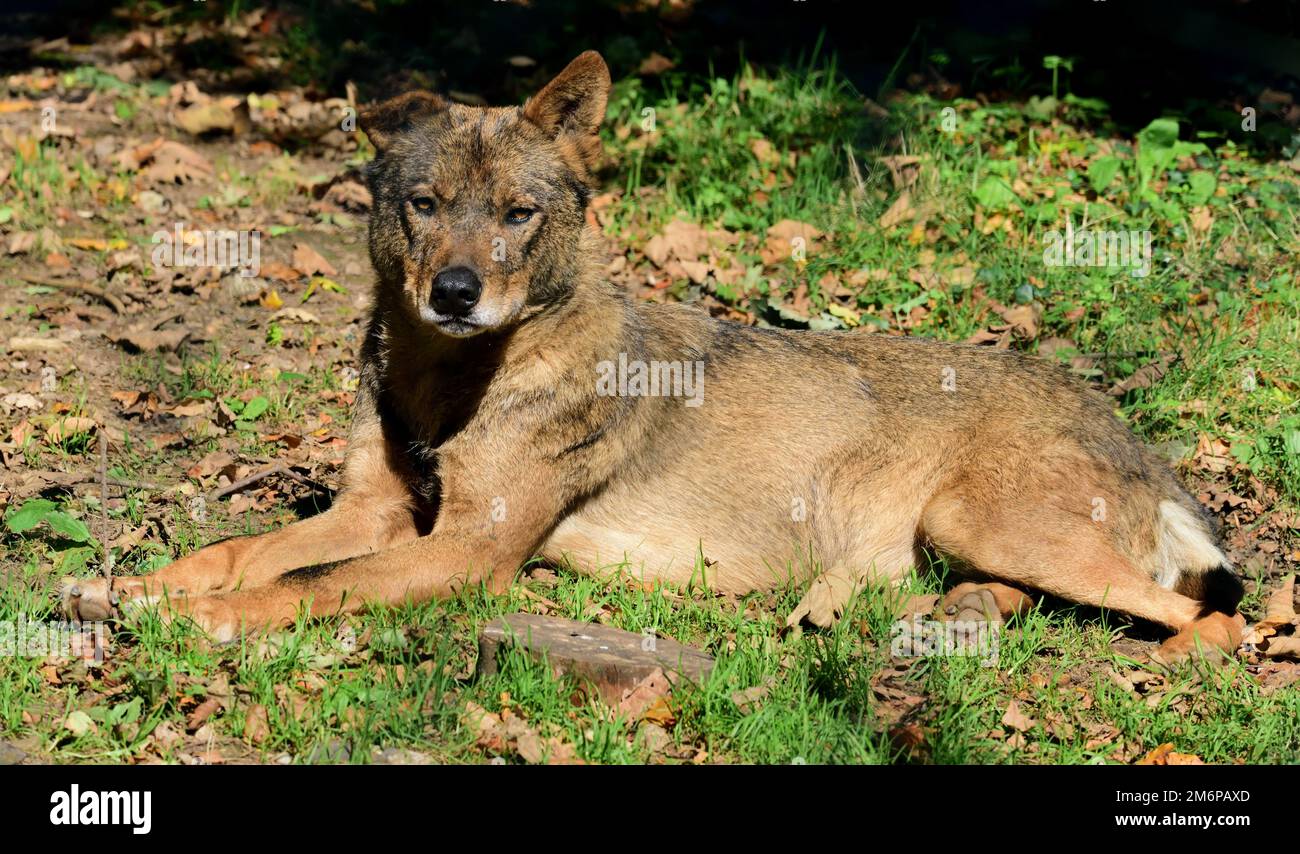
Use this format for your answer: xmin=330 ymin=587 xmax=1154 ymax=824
xmin=24 ymin=470 xmax=162 ymax=491
xmin=7 ymin=337 xmax=69 ymax=352
xmin=211 ymin=464 xmax=335 ymax=501
xmin=11 ymin=274 xmax=126 ymax=314
xmin=98 ymin=433 xmax=114 ymax=582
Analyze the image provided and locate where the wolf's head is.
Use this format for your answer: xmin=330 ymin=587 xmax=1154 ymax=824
xmin=360 ymin=52 xmax=610 ymax=339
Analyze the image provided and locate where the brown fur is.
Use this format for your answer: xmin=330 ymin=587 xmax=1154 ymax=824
xmin=63 ymin=52 xmax=1242 ymax=662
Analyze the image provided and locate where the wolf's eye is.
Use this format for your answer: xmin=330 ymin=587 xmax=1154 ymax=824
xmin=505 ymin=207 xmax=535 ymax=225
xmin=410 ymin=196 xmax=436 ymax=214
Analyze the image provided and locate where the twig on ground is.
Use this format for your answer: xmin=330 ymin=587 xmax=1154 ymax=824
xmin=211 ymin=465 xmax=335 ymax=501
xmin=24 ymin=470 xmax=163 ymax=491
xmin=11 ymin=274 xmax=126 ymax=314
xmin=98 ymin=433 xmax=114 ymax=583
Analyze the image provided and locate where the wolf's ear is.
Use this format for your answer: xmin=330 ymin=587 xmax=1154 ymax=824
xmin=359 ymin=91 xmax=447 ymax=153
xmin=522 ymin=51 xmax=610 ymax=173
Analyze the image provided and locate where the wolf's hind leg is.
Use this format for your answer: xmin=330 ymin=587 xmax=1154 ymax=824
xmin=921 ymin=492 xmax=1240 ymax=660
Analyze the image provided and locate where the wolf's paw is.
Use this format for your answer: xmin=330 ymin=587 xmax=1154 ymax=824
xmin=1151 ymin=612 xmax=1245 ymax=667
xmin=939 ymin=582 xmax=1033 ymax=624
xmin=58 ymin=576 xmax=157 ymax=622
xmin=786 ymin=573 xmax=860 ymax=629
xmin=59 ymin=576 xmax=119 ymax=622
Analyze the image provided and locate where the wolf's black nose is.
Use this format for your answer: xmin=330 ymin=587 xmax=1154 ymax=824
xmin=430 ymin=267 xmax=482 ymax=316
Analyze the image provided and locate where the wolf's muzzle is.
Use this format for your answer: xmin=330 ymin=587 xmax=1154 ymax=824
xmin=430 ymin=266 xmax=482 ymax=317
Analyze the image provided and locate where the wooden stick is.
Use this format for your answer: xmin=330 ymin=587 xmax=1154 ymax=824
xmin=25 ymin=470 xmax=162 ymax=490
xmin=10 ymin=274 xmax=126 ymax=314
xmin=210 ymin=464 xmax=334 ymax=501
xmin=99 ymin=432 xmax=114 ymax=583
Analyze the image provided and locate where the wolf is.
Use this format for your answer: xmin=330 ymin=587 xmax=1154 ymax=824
xmin=63 ymin=52 xmax=1243 ymax=664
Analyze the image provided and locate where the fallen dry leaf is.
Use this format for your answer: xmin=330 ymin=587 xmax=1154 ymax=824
xmin=617 ymin=667 xmax=672 ymax=721
xmin=730 ymin=677 xmax=774 ymax=714
xmin=45 ymin=417 xmax=97 ymax=443
xmin=291 ymin=243 xmax=338 ymax=277
xmin=878 ymin=191 xmax=914 ymax=229
xmin=1001 ymin=700 xmax=1036 ymax=733
xmin=109 ymin=327 xmax=190 ymax=353
xmin=644 ymin=220 xmax=716 ymax=267
xmin=1109 ymin=354 xmax=1177 ymax=397
xmin=133 ymin=139 xmax=214 ymax=184
xmin=1260 ymin=636 xmax=1300 ymax=660
xmin=174 ymin=100 xmax=238 ymax=136
xmin=1260 ymin=574 xmax=1296 ymax=629
xmin=243 ymin=704 xmax=270 ymax=744
xmin=1137 ymin=742 xmax=1204 ymax=765
xmin=999 ymin=304 xmax=1040 ymax=339
xmin=186 ymin=697 xmax=222 ymax=733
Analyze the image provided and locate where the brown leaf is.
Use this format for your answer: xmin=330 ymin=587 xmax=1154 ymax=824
xmin=135 ymin=139 xmax=214 ymax=184
xmin=1137 ymin=742 xmax=1203 ymax=765
xmin=186 ymin=697 xmax=222 ymax=732
xmin=187 ymin=450 xmax=234 ymax=479
xmin=878 ymin=191 xmax=914 ymax=229
xmin=461 ymin=701 xmax=503 ymax=745
xmin=174 ymin=100 xmax=236 ymax=136
xmin=766 ymin=219 xmax=822 ymax=245
xmin=637 ymin=52 xmax=675 ymax=76
xmin=889 ymin=722 xmax=928 ymax=752
xmin=1038 ymin=336 xmax=1077 ymax=361
xmin=1260 ymin=636 xmax=1300 ymax=660
xmin=1260 ymin=574 xmax=1296 ymax=629
xmin=45 ymin=417 xmax=97 ymax=443
xmin=1001 ymin=700 xmax=1036 ymax=733
xmin=260 ymin=261 xmax=301 ymax=283
xmin=109 ymin=327 xmax=190 ymax=353
xmin=151 ymin=720 xmax=184 ymax=751
xmin=965 ymin=325 xmax=1013 ymax=348
xmin=730 ymin=677 xmax=774 ymax=714
xmin=678 ymin=260 xmax=711 ymax=284
xmin=877 ymin=155 xmax=924 ymax=191
xmin=243 ymin=704 xmax=270 ymax=744
xmin=66 ymin=237 xmax=111 ymax=251
xmin=640 ymin=695 xmax=677 ymax=727
xmin=514 ymin=729 xmax=546 ymax=764
xmin=291 ymin=243 xmax=338 ymax=277
xmin=1137 ymin=742 xmax=1174 ymax=764
xmin=644 ymin=220 xmax=726 ymax=268
xmin=617 ymin=667 xmax=672 ymax=720
xmin=1109 ymin=354 xmax=1176 ymax=397
xmin=110 ymin=524 xmax=150 ymax=552
xmin=1189 ymin=206 xmax=1213 ymax=234
xmin=7 ymin=231 xmax=36 ymax=255
xmin=998 ymin=304 xmax=1040 ymax=339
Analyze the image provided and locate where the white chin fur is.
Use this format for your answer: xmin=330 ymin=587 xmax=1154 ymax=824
xmin=418 ymin=305 xmax=496 ymax=337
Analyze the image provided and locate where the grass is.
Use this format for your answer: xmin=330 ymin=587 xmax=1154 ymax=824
xmin=2 ymin=54 xmax=1299 ymax=764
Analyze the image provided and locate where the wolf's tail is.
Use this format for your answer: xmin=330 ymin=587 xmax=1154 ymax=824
xmin=1152 ymin=499 xmax=1244 ymax=614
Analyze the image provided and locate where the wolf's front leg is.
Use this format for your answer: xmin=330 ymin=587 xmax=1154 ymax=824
xmin=62 ymin=390 xmax=422 ymax=621
xmin=152 ymin=462 xmax=569 ymax=641
xmin=158 ymin=536 xmax=500 ymax=642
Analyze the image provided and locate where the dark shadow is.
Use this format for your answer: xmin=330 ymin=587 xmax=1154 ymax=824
xmin=4 ymin=0 xmax=1296 ymax=154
